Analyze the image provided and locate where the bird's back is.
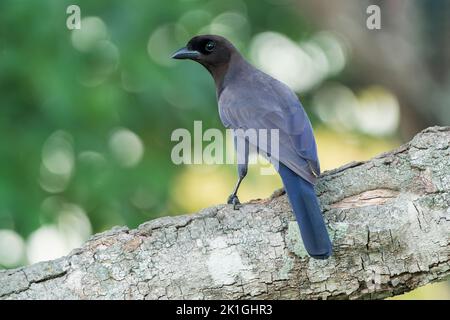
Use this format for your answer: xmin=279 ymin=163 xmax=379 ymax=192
xmin=218 ymin=63 xmax=320 ymax=184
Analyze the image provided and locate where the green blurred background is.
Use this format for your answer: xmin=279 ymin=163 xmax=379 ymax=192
xmin=0 ymin=0 xmax=449 ymax=299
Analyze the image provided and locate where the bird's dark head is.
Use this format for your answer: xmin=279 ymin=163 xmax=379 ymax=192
xmin=171 ymin=35 xmax=237 ymax=70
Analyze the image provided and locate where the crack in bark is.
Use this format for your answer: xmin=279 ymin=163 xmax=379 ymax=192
xmin=331 ymin=189 xmax=400 ymax=209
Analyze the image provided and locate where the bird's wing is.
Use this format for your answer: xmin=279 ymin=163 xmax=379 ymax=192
xmin=219 ymin=73 xmax=320 ymax=177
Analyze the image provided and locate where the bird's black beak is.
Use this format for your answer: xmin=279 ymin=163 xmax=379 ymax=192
xmin=171 ymin=47 xmax=200 ymax=60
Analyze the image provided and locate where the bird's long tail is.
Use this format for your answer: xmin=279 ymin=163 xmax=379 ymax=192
xmin=278 ymin=163 xmax=332 ymax=259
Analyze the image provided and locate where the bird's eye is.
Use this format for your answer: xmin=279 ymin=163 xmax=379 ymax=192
xmin=205 ymin=41 xmax=215 ymax=52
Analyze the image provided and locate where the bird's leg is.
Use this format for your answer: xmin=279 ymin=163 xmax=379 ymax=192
xmin=227 ymin=136 xmax=249 ymax=210
xmin=227 ymin=167 xmax=246 ymax=209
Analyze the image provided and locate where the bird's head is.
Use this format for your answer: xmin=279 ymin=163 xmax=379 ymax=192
xmin=171 ymin=35 xmax=237 ymax=69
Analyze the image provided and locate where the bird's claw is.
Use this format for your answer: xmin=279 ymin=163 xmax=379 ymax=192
xmin=227 ymin=194 xmax=241 ymax=210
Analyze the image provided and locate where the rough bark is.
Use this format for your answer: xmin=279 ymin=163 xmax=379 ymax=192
xmin=1 ymin=127 xmax=449 ymax=300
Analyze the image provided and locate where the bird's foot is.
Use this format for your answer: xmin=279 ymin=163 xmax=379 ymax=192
xmin=227 ymin=194 xmax=241 ymax=210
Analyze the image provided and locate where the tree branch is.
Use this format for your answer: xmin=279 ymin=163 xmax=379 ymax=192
xmin=1 ymin=127 xmax=449 ymax=300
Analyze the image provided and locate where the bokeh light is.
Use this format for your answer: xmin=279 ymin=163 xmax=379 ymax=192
xmin=39 ymin=131 xmax=74 ymax=193
xmin=71 ymin=17 xmax=108 ymax=52
xmin=250 ymin=31 xmax=347 ymax=92
xmin=27 ymin=203 xmax=92 ymax=264
xmin=147 ymin=24 xmax=188 ymax=67
xmin=42 ymin=131 xmax=74 ymax=176
xmin=313 ymin=84 xmax=400 ymax=136
xmin=26 ymin=225 xmax=68 ymax=264
xmin=0 ymin=229 xmax=25 ymax=267
xmin=109 ymin=128 xmax=144 ymax=168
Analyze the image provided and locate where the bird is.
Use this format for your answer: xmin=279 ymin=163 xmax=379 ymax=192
xmin=171 ymin=35 xmax=332 ymax=259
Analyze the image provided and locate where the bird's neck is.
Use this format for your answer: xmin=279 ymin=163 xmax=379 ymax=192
xmin=209 ymin=63 xmax=229 ymax=97
xmin=205 ymin=53 xmax=248 ymax=98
